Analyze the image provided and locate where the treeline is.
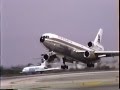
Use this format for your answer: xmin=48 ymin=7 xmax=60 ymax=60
xmin=0 ymin=63 xmax=35 ymax=76
xmin=0 ymin=63 xmax=118 ymax=77
xmin=0 ymin=65 xmax=24 ymax=76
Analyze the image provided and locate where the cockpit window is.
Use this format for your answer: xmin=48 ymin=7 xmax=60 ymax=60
xmin=44 ymin=36 xmax=49 ymax=38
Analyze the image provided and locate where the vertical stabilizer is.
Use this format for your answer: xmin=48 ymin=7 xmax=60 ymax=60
xmin=94 ymin=28 xmax=103 ymax=44
xmin=41 ymin=59 xmax=47 ymax=67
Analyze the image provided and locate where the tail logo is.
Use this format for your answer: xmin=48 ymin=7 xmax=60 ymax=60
xmin=98 ymin=34 xmax=100 ymax=43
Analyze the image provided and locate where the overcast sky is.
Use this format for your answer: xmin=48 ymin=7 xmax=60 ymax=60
xmin=1 ymin=0 xmax=119 ymax=67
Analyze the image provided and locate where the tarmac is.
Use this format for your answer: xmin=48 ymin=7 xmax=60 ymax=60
xmin=0 ymin=70 xmax=119 ymax=90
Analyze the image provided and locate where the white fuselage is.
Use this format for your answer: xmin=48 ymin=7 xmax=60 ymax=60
xmin=41 ymin=33 xmax=99 ymax=64
xmin=22 ymin=65 xmax=45 ymax=73
xmin=40 ymin=29 xmax=119 ymax=68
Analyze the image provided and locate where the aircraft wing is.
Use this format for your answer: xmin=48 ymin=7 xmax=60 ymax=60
xmin=73 ymin=50 xmax=119 ymax=58
xmin=44 ymin=67 xmax=61 ymax=71
xmin=95 ymin=51 xmax=119 ymax=57
xmin=35 ymin=67 xmax=61 ymax=72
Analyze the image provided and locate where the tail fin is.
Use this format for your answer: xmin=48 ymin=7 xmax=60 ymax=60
xmin=94 ymin=28 xmax=103 ymax=44
xmin=41 ymin=59 xmax=47 ymax=67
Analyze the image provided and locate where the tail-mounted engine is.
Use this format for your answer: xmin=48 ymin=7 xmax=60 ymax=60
xmin=88 ymin=41 xmax=94 ymax=47
xmin=88 ymin=41 xmax=104 ymax=51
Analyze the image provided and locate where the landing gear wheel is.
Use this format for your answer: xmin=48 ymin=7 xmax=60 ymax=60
xmin=66 ymin=65 xmax=68 ymax=69
xmin=87 ymin=63 xmax=94 ymax=68
xmin=61 ymin=65 xmax=68 ymax=69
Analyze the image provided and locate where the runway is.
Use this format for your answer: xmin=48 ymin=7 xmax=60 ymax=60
xmin=1 ymin=70 xmax=119 ymax=90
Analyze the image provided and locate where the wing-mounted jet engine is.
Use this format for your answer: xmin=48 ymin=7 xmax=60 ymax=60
xmin=84 ymin=51 xmax=96 ymax=59
xmin=41 ymin=51 xmax=57 ymax=63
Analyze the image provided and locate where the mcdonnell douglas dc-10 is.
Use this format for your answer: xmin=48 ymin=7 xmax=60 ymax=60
xmin=40 ymin=29 xmax=119 ymax=69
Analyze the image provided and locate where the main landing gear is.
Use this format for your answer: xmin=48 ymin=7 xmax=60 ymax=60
xmin=61 ymin=65 xmax=68 ymax=69
xmin=87 ymin=63 xmax=94 ymax=68
xmin=61 ymin=57 xmax=68 ymax=69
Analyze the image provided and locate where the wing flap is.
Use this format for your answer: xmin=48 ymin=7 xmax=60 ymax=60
xmin=95 ymin=51 xmax=119 ymax=57
xmin=44 ymin=67 xmax=61 ymax=71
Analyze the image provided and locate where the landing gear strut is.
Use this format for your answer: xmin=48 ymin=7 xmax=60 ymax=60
xmin=61 ymin=57 xmax=68 ymax=69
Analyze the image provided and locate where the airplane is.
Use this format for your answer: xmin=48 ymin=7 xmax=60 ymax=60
xmin=21 ymin=60 xmax=61 ymax=74
xmin=40 ymin=28 xmax=119 ymax=69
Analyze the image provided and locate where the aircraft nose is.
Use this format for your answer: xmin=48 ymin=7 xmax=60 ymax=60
xmin=22 ymin=69 xmax=26 ymax=73
xmin=40 ymin=36 xmax=45 ymax=42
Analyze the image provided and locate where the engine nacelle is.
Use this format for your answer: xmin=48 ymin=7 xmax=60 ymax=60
xmin=88 ymin=41 xmax=94 ymax=47
xmin=84 ymin=51 xmax=96 ymax=59
xmin=42 ymin=54 xmax=49 ymax=60
xmin=42 ymin=52 xmax=56 ymax=61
